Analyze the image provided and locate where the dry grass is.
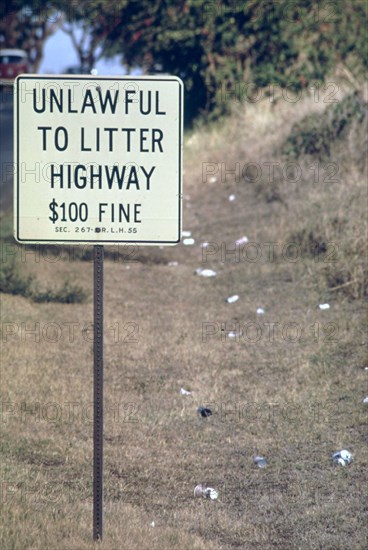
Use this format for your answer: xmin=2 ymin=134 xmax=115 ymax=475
xmin=1 ymin=80 xmax=367 ymax=549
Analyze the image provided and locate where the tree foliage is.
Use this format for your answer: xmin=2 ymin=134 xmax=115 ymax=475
xmin=0 ymin=1 xmax=63 ymax=72
xmin=99 ymin=0 xmax=368 ymax=122
xmin=1 ymin=1 xmax=366 ymax=122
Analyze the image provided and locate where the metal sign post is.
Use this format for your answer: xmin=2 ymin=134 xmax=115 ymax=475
xmin=14 ymin=75 xmax=183 ymax=541
xmin=93 ymin=245 xmax=104 ymax=540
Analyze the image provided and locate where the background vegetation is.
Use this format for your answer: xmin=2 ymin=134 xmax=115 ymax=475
xmin=1 ymin=74 xmax=367 ymax=550
xmin=0 ymin=1 xmax=367 ymax=549
xmin=1 ymin=0 xmax=367 ymax=122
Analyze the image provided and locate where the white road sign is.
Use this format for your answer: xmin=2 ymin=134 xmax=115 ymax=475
xmin=14 ymin=75 xmax=183 ymax=245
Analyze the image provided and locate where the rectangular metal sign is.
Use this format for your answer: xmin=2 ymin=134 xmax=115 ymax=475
xmin=14 ymin=75 xmax=183 ymax=245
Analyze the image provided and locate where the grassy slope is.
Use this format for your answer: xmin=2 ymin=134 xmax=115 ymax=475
xmin=1 ymin=84 xmax=367 ymax=549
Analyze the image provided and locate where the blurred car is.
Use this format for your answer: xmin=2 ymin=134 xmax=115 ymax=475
xmin=0 ymin=49 xmax=29 ymax=86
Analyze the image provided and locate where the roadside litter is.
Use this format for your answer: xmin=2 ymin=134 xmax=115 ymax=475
xmin=183 ymin=238 xmax=195 ymax=245
xmin=235 ymin=236 xmax=249 ymax=245
xmin=197 ymin=406 xmax=212 ymax=417
xmin=168 ymin=261 xmax=178 ymax=266
xmin=253 ymin=455 xmax=268 ymax=468
xmin=363 ymin=397 xmax=368 ymax=404
xmin=194 ymin=484 xmax=219 ymax=500
xmin=180 ymin=388 xmax=192 ymax=396
xmin=319 ymin=303 xmax=330 ymax=310
xmin=182 ymin=230 xmax=192 ymax=237
xmin=332 ymin=449 xmax=352 ymax=466
xmin=228 ymin=194 xmax=236 ymax=201
xmin=256 ymin=307 xmax=265 ymax=315
xmin=226 ymin=295 xmax=239 ymax=304
xmin=195 ymin=268 xmax=217 ymax=277
xmin=226 ymin=331 xmax=240 ymax=338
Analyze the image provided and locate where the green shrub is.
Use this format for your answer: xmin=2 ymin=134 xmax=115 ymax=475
xmin=32 ymin=281 xmax=87 ymax=304
xmin=281 ymin=92 xmax=368 ymax=160
xmin=0 ymin=260 xmax=87 ymax=303
xmin=0 ymin=260 xmax=34 ymax=297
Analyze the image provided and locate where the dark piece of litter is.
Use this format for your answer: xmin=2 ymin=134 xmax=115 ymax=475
xmin=197 ymin=406 xmax=212 ymax=417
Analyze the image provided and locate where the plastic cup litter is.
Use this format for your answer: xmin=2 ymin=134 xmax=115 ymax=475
xmin=319 ymin=303 xmax=330 ymax=310
xmin=182 ymin=230 xmax=192 ymax=237
xmin=228 ymin=194 xmax=236 ymax=201
xmin=256 ymin=307 xmax=265 ymax=315
xmin=226 ymin=295 xmax=239 ymax=304
xmin=235 ymin=236 xmax=249 ymax=245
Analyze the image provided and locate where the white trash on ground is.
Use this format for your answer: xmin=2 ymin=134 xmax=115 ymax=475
xmin=256 ymin=307 xmax=265 ymax=315
xmin=226 ymin=295 xmax=239 ymax=304
xmin=235 ymin=236 xmax=249 ymax=245
xmin=180 ymin=388 xmax=192 ymax=396
xmin=228 ymin=194 xmax=236 ymax=201
xmin=253 ymin=455 xmax=268 ymax=468
xmin=332 ymin=449 xmax=352 ymax=466
xmin=182 ymin=230 xmax=192 ymax=237
xmin=168 ymin=261 xmax=178 ymax=266
xmin=195 ymin=268 xmax=217 ymax=277
xmin=201 ymin=242 xmax=209 ymax=248
xmin=183 ymin=238 xmax=195 ymax=245
xmin=319 ymin=303 xmax=330 ymax=310
xmin=194 ymin=484 xmax=219 ymax=500
xmin=227 ymin=331 xmax=240 ymax=338
xmin=363 ymin=396 xmax=368 ymax=404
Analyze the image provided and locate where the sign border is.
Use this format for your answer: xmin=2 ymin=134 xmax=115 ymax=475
xmin=14 ymin=75 xmax=183 ymax=246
